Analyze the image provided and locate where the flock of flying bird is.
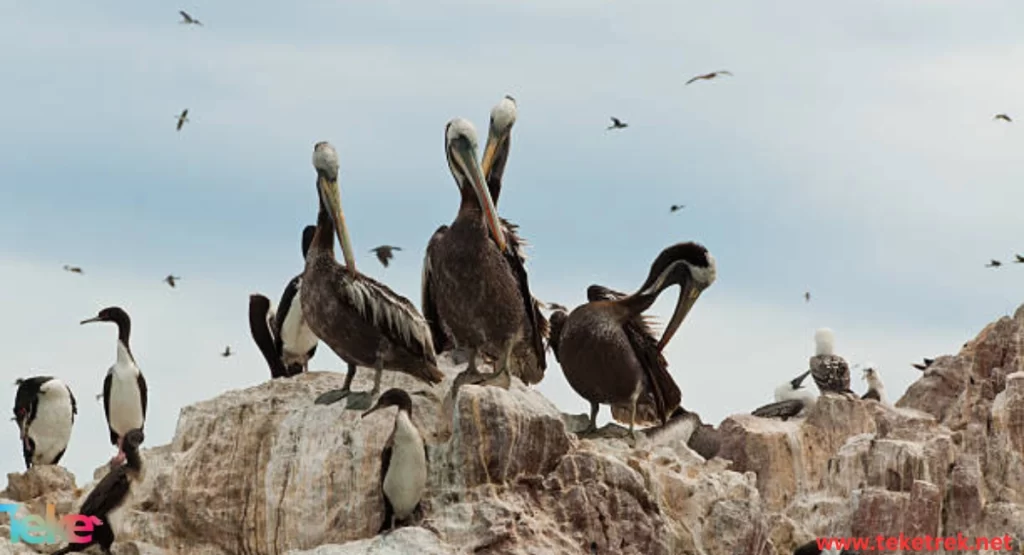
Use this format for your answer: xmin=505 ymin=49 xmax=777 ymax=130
xmin=10 ymin=9 xmax=1001 ymax=555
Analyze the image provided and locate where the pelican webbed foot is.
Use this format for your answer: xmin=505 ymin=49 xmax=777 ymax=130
xmin=315 ymin=388 xmax=351 ymax=405
xmin=344 ymin=391 xmax=375 ymax=411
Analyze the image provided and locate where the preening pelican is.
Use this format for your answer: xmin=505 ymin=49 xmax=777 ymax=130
xmin=553 ymin=243 xmax=716 ymax=438
xmin=422 ymin=98 xmax=548 ymax=385
xmin=305 ymin=142 xmax=444 ymax=410
xmin=421 ymin=118 xmax=546 ymax=390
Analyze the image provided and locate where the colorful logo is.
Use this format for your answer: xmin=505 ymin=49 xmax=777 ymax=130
xmin=0 ymin=503 xmax=100 ymax=545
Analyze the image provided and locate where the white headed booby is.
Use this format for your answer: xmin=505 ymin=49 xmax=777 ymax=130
xmin=13 ymin=376 xmax=77 ymax=469
xmin=50 ymin=428 xmax=144 ymax=555
xmin=248 ymin=225 xmax=320 ymax=379
xmin=809 ymin=328 xmax=854 ymax=397
xmin=80 ymin=307 xmax=147 ymax=467
xmin=361 ymin=388 xmax=429 ymax=534
xmin=774 ymin=369 xmax=817 ymax=403
xmin=860 ymin=363 xmax=888 ymax=404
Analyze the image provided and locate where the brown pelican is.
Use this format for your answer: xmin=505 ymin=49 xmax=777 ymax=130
xmin=553 ymin=243 xmax=717 ymax=438
xmin=607 ymin=117 xmax=628 ymax=130
xmin=685 ymin=70 xmax=733 ymax=85
xmin=306 ymin=141 xmax=444 ymax=410
xmin=178 ymin=10 xmax=202 ymax=26
xmin=370 ymin=245 xmax=401 ymax=268
xmin=175 ymin=110 xmax=189 ymax=131
xmin=421 ymin=118 xmax=547 ymax=389
xmin=995 ymin=113 xmax=1012 ymax=122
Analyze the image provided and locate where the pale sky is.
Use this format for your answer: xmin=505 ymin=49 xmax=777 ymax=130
xmin=2 ymin=0 xmax=1023 ymax=483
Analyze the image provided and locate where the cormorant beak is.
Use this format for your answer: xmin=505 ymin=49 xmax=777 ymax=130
xmin=450 ymin=137 xmax=507 ymax=252
xmin=361 ymin=401 xmax=385 ymax=419
xmin=480 ymin=127 xmax=507 ymax=181
xmin=657 ymin=279 xmax=703 ymax=351
xmin=317 ymin=171 xmax=358 ymax=272
xmin=80 ymin=316 xmax=102 ymax=325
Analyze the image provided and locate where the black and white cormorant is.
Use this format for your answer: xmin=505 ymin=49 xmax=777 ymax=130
xmin=809 ymin=328 xmax=854 ymax=397
xmin=248 ymin=225 xmax=319 ymax=379
xmin=13 ymin=376 xmax=77 ymax=469
xmin=80 ymin=307 xmax=147 ymax=467
xmin=362 ymin=388 xmax=429 ymax=533
xmin=50 ymin=428 xmax=144 ymax=555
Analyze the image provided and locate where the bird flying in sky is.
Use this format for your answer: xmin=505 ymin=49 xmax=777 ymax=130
xmin=221 ymin=346 xmax=232 ymax=357
xmin=369 ymin=245 xmax=401 ymax=268
xmin=804 ymin=291 xmax=811 ymax=303
xmin=164 ymin=275 xmax=182 ymax=287
xmin=994 ymin=114 xmax=1012 ymax=123
xmin=607 ymin=117 xmax=628 ymax=130
xmin=62 ymin=265 xmax=83 ymax=274
xmin=547 ymin=302 xmax=568 ymax=312
xmin=670 ymin=204 xmax=685 ymax=212
xmin=175 ymin=109 xmax=189 ymax=131
xmin=1014 ymin=254 xmax=1024 ymax=263
xmin=986 ymin=260 xmax=1002 ymax=268
xmin=179 ymin=11 xmax=202 ymax=26
xmin=686 ymin=70 xmax=733 ymax=85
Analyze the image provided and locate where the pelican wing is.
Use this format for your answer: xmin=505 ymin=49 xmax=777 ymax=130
xmin=501 ymin=233 xmax=549 ymax=381
xmin=547 ymin=310 xmax=567 ymax=362
xmin=421 ymin=225 xmax=455 ymax=355
xmin=591 ymin=284 xmax=678 ymax=426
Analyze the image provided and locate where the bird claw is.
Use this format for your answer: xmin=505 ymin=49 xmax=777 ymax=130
xmin=314 ymin=388 xmax=351 ymax=406
xmin=344 ymin=391 xmax=375 ymax=411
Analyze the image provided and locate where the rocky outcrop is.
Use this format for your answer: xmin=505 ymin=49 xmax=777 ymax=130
xmin=2 ymin=305 xmax=1024 ymax=555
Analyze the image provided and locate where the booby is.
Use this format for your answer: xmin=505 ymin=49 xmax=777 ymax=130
xmin=248 ymin=225 xmax=319 ymax=379
xmin=421 ymin=118 xmax=546 ymax=390
xmin=50 ymin=428 xmax=144 ymax=555
xmin=305 ymin=141 xmax=443 ymax=410
xmin=751 ymin=398 xmax=815 ymax=421
xmin=555 ymin=242 xmax=717 ymax=438
xmin=362 ymin=388 xmax=428 ymax=533
xmin=80 ymin=307 xmax=147 ymax=467
xmin=774 ymin=370 xmax=817 ymax=403
xmin=809 ymin=328 xmax=854 ymax=397
xmin=860 ymin=364 xmax=888 ymax=404
xmin=13 ymin=376 xmax=77 ymax=469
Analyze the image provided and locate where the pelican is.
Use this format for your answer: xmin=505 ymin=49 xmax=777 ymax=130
xmin=554 ymin=243 xmax=717 ymax=438
xmin=422 ymin=98 xmax=548 ymax=384
xmin=421 ymin=118 xmax=547 ymax=390
xmin=305 ymin=142 xmax=444 ymax=410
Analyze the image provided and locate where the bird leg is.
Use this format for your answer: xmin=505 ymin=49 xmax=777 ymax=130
xmin=108 ymin=436 xmax=126 ymax=469
xmin=344 ymin=360 xmax=383 ymax=411
xmin=452 ymin=346 xmax=484 ymax=384
xmin=314 ymin=363 xmax=358 ymax=405
xmin=475 ymin=340 xmax=513 ymax=390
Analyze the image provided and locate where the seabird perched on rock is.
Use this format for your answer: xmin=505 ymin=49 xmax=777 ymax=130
xmin=13 ymin=376 xmax=77 ymax=469
xmin=554 ymin=243 xmax=717 ymax=440
xmin=80 ymin=307 xmax=147 ymax=467
xmin=362 ymin=389 xmax=428 ymax=534
xmin=304 ymin=141 xmax=443 ymax=410
xmin=860 ymin=363 xmax=888 ymax=404
xmin=421 ymin=118 xmax=547 ymax=391
xmin=249 ymin=225 xmax=319 ymax=379
xmin=50 ymin=428 xmax=144 ymax=555
xmin=912 ymin=357 xmax=934 ymax=371
xmin=774 ymin=369 xmax=816 ymax=403
xmin=809 ymin=328 xmax=854 ymax=397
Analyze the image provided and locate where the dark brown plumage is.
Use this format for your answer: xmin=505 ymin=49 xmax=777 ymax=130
xmin=1015 ymin=254 xmax=1024 ymax=263
xmin=63 ymin=265 xmax=83 ymax=274
xmin=422 ymin=118 xmax=546 ymax=389
xmin=556 ymin=243 xmax=717 ymax=436
xmin=163 ymin=274 xmax=181 ymax=287
xmin=995 ymin=113 xmax=1012 ymax=122
xmin=751 ymin=399 xmax=807 ymax=420
xmin=686 ymin=70 xmax=733 ymax=85
xmin=50 ymin=429 xmax=144 ymax=555
xmin=178 ymin=10 xmax=202 ymax=25
xmin=305 ymin=142 xmax=443 ymax=411
xmin=987 ymin=259 xmax=1002 ymax=268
